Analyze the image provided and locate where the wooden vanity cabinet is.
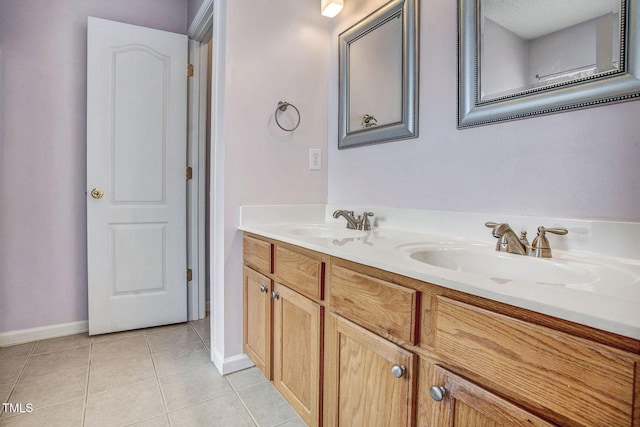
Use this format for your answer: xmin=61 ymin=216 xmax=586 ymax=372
xmin=325 ymin=261 xmax=421 ymax=426
xmin=328 ymin=313 xmax=415 ymax=427
xmin=272 ymin=281 xmax=323 ymax=426
xmin=430 ymin=297 xmax=640 ymax=426
xmin=429 ymin=364 xmax=555 ymax=427
xmin=327 ymin=258 xmax=640 ymax=427
xmin=245 ymin=235 xmax=640 ymax=426
xmin=243 ymin=265 xmax=272 ymax=378
xmin=243 ymin=234 xmax=326 ymax=427
xmin=243 ymin=235 xmax=273 ymax=378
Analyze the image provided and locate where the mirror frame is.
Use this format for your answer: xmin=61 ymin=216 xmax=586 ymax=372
xmin=339 ymin=0 xmax=418 ymax=149
xmin=458 ymin=0 xmax=640 ymax=128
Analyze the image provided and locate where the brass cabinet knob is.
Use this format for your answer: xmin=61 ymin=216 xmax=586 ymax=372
xmin=390 ymin=364 xmax=406 ymax=378
xmin=429 ymin=386 xmax=446 ymax=401
xmin=91 ymin=188 xmax=104 ymax=199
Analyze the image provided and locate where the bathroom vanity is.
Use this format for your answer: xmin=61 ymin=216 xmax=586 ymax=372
xmin=240 ymin=206 xmax=640 ymax=426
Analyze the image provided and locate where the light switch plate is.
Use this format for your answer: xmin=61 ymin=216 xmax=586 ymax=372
xmin=309 ymin=148 xmax=321 ymax=170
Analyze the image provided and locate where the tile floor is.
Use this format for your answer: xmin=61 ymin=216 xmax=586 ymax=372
xmin=0 ymin=318 xmax=306 ymax=427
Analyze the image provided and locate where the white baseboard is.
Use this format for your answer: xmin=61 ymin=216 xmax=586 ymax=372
xmin=211 ymin=349 xmax=255 ymax=376
xmin=0 ymin=320 xmax=89 ymax=347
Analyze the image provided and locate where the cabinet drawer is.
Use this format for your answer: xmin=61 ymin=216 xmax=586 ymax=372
xmin=274 ymin=246 xmax=324 ymax=300
xmin=435 ymin=297 xmax=638 ymax=427
xmin=243 ymin=235 xmax=272 ymax=273
xmin=331 ymin=265 xmax=418 ymax=345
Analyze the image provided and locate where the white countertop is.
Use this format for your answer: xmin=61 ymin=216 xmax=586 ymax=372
xmin=239 ymin=205 xmax=640 ymax=340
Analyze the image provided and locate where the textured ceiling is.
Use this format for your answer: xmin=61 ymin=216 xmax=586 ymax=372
xmin=481 ymin=0 xmax=621 ymax=39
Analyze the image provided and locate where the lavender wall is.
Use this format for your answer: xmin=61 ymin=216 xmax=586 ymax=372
xmin=481 ymin=18 xmax=527 ymax=98
xmin=213 ymin=0 xmax=330 ymax=361
xmin=187 ymin=0 xmax=205 ymax=27
xmin=328 ymin=0 xmax=640 ymax=222
xmin=0 ymin=0 xmax=188 ymax=332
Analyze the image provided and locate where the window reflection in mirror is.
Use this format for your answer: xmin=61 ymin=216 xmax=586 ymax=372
xmin=479 ymin=0 xmax=622 ymax=101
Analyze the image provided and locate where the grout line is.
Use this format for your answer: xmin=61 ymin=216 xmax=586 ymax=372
xmin=80 ymin=340 xmax=92 ymax=427
xmin=1 ymin=341 xmax=36 ymax=419
xmin=231 ymin=383 xmax=260 ymax=427
xmin=146 ymin=332 xmax=172 ymax=426
xmin=191 ymin=320 xmax=211 ymax=352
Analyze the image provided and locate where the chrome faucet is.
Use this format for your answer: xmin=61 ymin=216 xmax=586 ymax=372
xmin=333 ymin=210 xmax=374 ymax=231
xmin=485 ymin=222 xmax=529 ymax=255
xmin=485 ymin=222 xmax=568 ymax=258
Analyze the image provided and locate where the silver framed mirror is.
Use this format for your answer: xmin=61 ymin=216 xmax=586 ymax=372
xmin=458 ymin=0 xmax=640 ymax=128
xmin=339 ymin=0 xmax=418 ymax=149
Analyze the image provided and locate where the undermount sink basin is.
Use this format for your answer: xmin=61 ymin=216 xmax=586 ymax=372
xmin=282 ymin=224 xmax=367 ymax=239
xmin=409 ymin=247 xmax=598 ymax=285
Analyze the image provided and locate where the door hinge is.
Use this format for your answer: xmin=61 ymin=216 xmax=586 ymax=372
xmin=186 ymin=166 xmax=193 ymax=180
xmin=187 ymin=269 xmax=193 ymax=282
xmin=187 ymin=64 xmax=194 ymax=77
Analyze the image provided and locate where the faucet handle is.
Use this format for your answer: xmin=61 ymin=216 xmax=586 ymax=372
xmin=485 ymin=222 xmax=512 ymax=239
xmin=530 ymin=226 xmax=568 ymax=258
xmin=539 ymin=226 xmax=568 ymax=236
xmin=362 ymin=212 xmax=374 ymax=231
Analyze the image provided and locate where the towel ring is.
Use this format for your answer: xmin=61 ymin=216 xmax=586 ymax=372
xmin=275 ymin=101 xmax=301 ymax=132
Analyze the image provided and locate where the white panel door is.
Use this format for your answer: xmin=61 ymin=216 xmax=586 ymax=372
xmin=87 ymin=17 xmax=188 ymax=335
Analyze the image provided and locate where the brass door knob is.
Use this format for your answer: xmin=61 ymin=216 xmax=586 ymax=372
xmin=91 ymin=188 xmax=104 ymax=199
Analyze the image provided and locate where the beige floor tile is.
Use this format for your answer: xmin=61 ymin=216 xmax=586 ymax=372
xmin=226 ymin=366 xmax=268 ymax=391
xmin=0 ymin=357 xmax=27 ymax=386
xmin=91 ymin=335 xmax=149 ymax=365
xmin=20 ymin=346 xmax=89 ymax=381
xmin=89 ymin=354 xmax=155 ymax=395
xmin=168 ymin=393 xmax=255 ymax=427
xmin=0 ymin=384 xmax=14 ymax=417
xmin=124 ymin=414 xmax=170 ymax=426
xmin=145 ymin=322 xmax=189 ymax=335
xmin=32 ymin=333 xmax=92 ymax=355
xmin=91 ymin=328 xmax=146 ymax=344
xmin=190 ymin=317 xmax=209 ymax=333
xmin=147 ymin=326 xmax=200 ymax=353
xmin=237 ymin=381 xmax=299 ymax=427
xmin=159 ymin=364 xmax=232 ymax=412
xmin=84 ymin=379 xmax=165 ymax=427
xmin=0 ymin=343 xmax=33 ymax=360
xmin=277 ymin=417 xmax=308 ymax=427
xmin=6 ymin=368 xmax=87 ymax=416
xmin=0 ymin=398 xmax=84 ymax=427
xmin=191 ymin=319 xmax=211 ymax=348
xmin=152 ymin=341 xmax=210 ymax=377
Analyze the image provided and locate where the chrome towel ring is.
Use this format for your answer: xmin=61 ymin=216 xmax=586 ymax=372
xmin=274 ymin=101 xmax=300 ymax=132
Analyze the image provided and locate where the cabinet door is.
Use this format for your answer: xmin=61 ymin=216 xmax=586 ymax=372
xmin=332 ymin=314 xmax=415 ymax=427
xmin=243 ymin=266 xmax=272 ymax=379
xmin=272 ymin=283 xmax=323 ymax=427
xmin=430 ymin=365 xmax=555 ymax=427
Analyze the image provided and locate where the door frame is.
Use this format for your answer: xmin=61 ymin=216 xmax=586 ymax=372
xmin=187 ymin=0 xmax=214 ymax=321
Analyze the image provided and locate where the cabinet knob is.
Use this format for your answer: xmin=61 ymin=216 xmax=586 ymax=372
xmin=259 ymin=285 xmax=268 ymax=293
xmin=271 ymin=291 xmax=280 ymax=299
xmin=429 ymin=386 xmax=446 ymax=401
xmin=390 ymin=364 xmax=406 ymax=378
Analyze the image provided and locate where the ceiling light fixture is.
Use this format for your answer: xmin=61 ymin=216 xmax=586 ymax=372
xmin=321 ymin=0 xmax=344 ymax=18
